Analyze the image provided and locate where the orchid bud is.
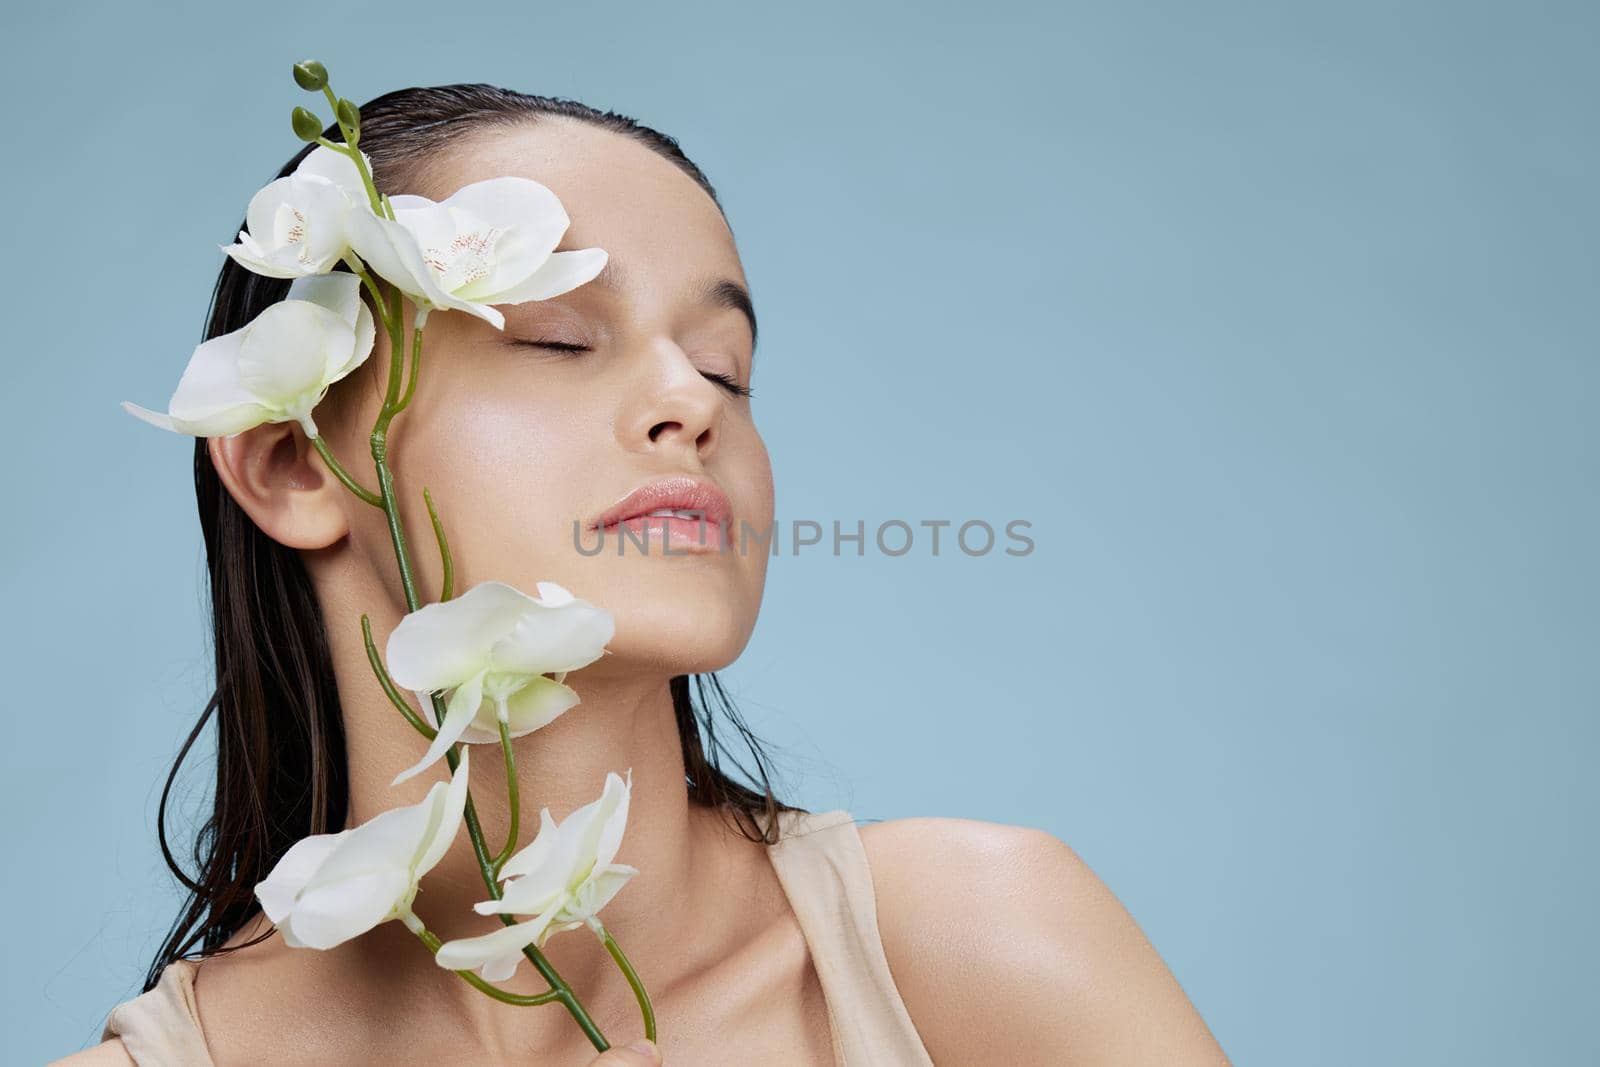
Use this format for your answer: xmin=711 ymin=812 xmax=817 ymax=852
xmin=291 ymin=106 xmax=323 ymax=143
xmin=293 ymin=60 xmax=329 ymax=92
xmin=336 ymin=98 xmax=361 ymax=142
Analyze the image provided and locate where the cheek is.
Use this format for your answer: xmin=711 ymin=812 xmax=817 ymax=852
xmin=723 ymin=426 xmax=776 ymax=593
xmin=742 ymin=435 xmax=780 ymax=543
xmin=728 ymin=424 xmax=776 ymax=526
xmin=388 ymin=382 xmax=610 ymax=582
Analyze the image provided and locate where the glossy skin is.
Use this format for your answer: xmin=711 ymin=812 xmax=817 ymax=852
xmin=57 ymin=119 xmax=1229 ymax=1065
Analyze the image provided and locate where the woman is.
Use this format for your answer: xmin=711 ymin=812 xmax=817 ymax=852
xmin=59 ymin=84 xmax=1229 ymax=1065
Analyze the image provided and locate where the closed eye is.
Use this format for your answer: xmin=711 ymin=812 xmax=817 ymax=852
xmin=518 ymin=340 xmax=589 ymax=353
xmin=515 ymin=340 xmax=753 ymax=399
xmin=700 ymin=370 xmax=755 ymax=399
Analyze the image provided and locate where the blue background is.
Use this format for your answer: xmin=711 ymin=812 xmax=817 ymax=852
xmin=3 ymin=1 xmax=1594 ymax=1063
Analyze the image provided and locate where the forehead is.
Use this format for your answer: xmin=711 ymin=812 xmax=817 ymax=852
xmin=414 ymin=118 xmax=745 ymax=295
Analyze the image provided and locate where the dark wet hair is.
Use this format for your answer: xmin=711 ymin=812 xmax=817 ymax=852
xmin=145 ymin=84 xmax=801 ymax=992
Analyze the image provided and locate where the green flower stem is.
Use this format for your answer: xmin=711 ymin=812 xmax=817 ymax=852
xmin=423 ymin=487 xmax=454 ymax=602
xmin=315 ymin=126 xmax=385 ymax=219
xmin=309 ymin=435 xmax=382 ymax=506
xmin=599 ymin=924 xmax=657 ymax=1043
xmin=320 ymin=86 xmax=353 ymax=140
xmin=387 ymin=288 xmax=404 ymax=401
xmin=341 ymin=256 xmax=394 ymax=337
xmin=393 ymin=320 xmax=424 ymax=414
xmin=363 ymin=313 xmax=609 ymax=1054
xmin=401 ymin=909 xmax=563 ymax=1008
xmin=463 ymin=793 xmax=497 ymax=876
xmin=310 ymin=86 xmax=391 ymax=222
xmin=493 ymin=717 xmax=520 ymax=875
xmin=360 ymin=614 xmax=436 ymax=740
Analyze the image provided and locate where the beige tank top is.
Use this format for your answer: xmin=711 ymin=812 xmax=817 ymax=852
xmin=100 ymin=808 xmax=935 ymax=1065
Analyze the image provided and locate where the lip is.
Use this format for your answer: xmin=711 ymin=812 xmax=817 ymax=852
xmin=589 ymin=475 xmax=733 ymax=537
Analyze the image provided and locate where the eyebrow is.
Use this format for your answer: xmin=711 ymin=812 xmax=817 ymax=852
xmin=589 ymin=258 xmax=758 ymax=356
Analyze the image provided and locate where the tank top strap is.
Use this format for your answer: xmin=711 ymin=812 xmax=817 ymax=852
xmin=761 ymin=807 xmax=936 ymax=1066
xmin=101 ymin=958 xmax=217 ymax=1066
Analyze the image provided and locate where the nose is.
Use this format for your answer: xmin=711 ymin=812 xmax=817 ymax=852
xmin=615 ymin=340 xmax=724 ymax=464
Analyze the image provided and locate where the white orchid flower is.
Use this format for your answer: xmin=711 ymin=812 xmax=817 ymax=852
xmin=254 ymin=749 xmax=471 ymax=951
xmin=345 ymin=176 xmax=608 ymax=330
xmin=435 ymin=769 xmax=637 ymax=980
xmin=222 ymin=145 xmax=371 ymax=278
xmin=121 ymin=272 xmax=375 ymax=440
xmin=386 ymin=580 xmax=615 ymax=787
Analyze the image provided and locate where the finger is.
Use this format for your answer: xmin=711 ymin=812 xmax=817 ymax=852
xmin=590 ymin=1038 xmax=662 ymax=1065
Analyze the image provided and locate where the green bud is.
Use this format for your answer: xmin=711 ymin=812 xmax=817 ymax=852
xmin=292 ymin=60 xmax=329 ymax=92
xmin=291 ymin=106 xmax=324 ymax=142
xmin=335 ymin=98 xmax=360 ymax=136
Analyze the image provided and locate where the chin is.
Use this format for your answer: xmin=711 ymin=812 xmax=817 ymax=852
xmin=511 ymin=525 xmax=768 ymax=679
xmin=589 ymin=589 xmax=757 ymax=678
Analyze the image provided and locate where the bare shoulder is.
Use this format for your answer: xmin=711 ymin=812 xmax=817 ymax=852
xmin=48 ymin=1039 xmax=136 ymax=1066
xmin=857 ymin=816 xmax=1231 ymax=1066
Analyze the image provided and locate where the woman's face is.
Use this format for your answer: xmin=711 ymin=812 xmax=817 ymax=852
xmin=324 ymin=119 xmax=774 ymax=678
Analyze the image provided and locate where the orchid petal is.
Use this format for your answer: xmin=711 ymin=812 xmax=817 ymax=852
xmin=294 ymin=145 xmax=370 ymax=200
xmin=433 ymin=907 xmax=561 ymax=975
xmin=120 ymin=399 xmax=273 ymax=438
xmin=344 ymin=209 xmax=458 ymax=311
xmin=540 ymin=917 xmax=587 ymax=946
xmin=251 ymin=751 xmax=470 ymax=954
xmin=160 ymin=327 xmax=259 ymax=420
xmin=571 ymin=863 xmax=638 ymax=920
xmin=127 ymin=275 xmax=371 ymax=441
xmin=284 ymin=866 xmax=411 ymax=949
xmin=414 ymin=749 xmax=471 ymax=877
xmin=329 ymin=298 xmax=377 ymax=383
xmin=391 ymin=669 xmax=485 ymax=786
xmin=290 ymin=182 xmax=358 ymax=271
xmin=281 ymin=273 xmax=376 ymax=387
xmin=443 ymin=177 xmax=569 ymax=252
xmin=495 ymin=808 xmax=560 ymax=885
xmin=224 ymin=149 xmax=363 ymax=279
xmin=500 ymin=675 xmax=580 ymax=738
xmin=441 ymin=178 xmax=570 ymax=300
xmin=350 ymin=204 xmax=509 ymax=327
xmin=286 ymin=272 xmax=364 ymax=329
xmin=478 ymin=951 xmax=523 ymax=983
xmin=590 ymin=770 xmax=633 ymax=868
xmin=389 ymin=201 xmax=474 ymax=271
xmin=533 ymin=582 xmax=575 ymax=606
xmin=255 ymin=831 xmax=348 ymax=924
xmin=490 ymin=592 xmax=614 ymax=675
xmin=486 ymin=874 xmax=566 ymax=917
xmin=487 ymin=247 xmax=610 ymax=306
xmin=234 ymin=299 xmax=350 ymax=405
xmin=385 ymin=581 xmax=535 ymax=691
xmin=462 ymin=768 xmax=636 ymax=943
xmin=387 ymin=194 xmax=435 ymax=212
xmin=227 ymin=181 xmax=325 ymax=279
xmin=488 ymin=819 xmax=580 ymax=915
xmin=308 ymin=793 xmax=438 ymax=888
xmin=240 ymin=180 xmax=296 ymax=256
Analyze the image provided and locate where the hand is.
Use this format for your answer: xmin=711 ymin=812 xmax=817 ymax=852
xmin=588 ymin=1039 xmax=662 ymax=1066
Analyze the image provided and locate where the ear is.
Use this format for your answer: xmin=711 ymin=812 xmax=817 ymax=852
xmin=208 ymin=422 xmax=352 ymax=549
